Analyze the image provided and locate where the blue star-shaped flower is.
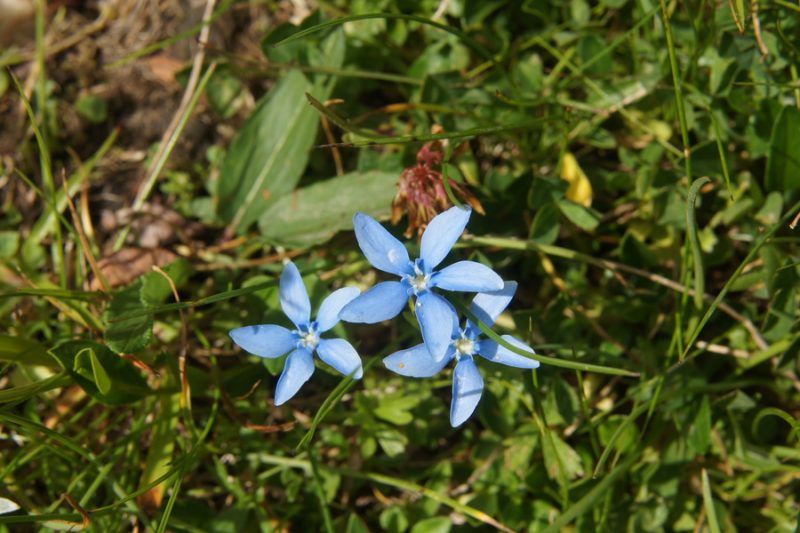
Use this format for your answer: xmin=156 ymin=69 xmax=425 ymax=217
xmin=339 ymin=206 xmax=504 ymax=361
xmin=229 ymin=261 xmax=363 ymax=405
xmin=383 ymin=282 xmax=539 ymax=427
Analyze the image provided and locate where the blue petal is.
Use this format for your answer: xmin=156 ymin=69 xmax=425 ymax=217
xmin=477 ymin=335 xmax=540 ymax=369
xmin=316 ymin=338 xmax=363 ymax=379
xmin=466 ymin=281 xmax=517 ymax=335
xmin=416 ymin=291 xmax=456 ymax=362
xmin=316 ymin=287 xmax=360 ymax=332
xmin=229 ymin=324 xmax=295 ymax=358
xmin=383 ymin=344 xmax=454 ymax=377
xmin=433 ymin=261 xmax=504 ymax=293
xmin=280 ymin=261 xmax=311 ymax=328
xmin=450 ymin=356 xmax=484 ymax=427
xmin=274 ymin=348 xmax=315 ymax=405
xmin=420 ymin=206 xmax=471 ymax=270
xmin=352 ymin=212 xmax=411 ymax=276
xmin=339 ymin=281 xmax=408 ymax=323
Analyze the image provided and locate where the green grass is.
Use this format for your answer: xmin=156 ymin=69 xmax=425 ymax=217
xmin=1 ymin=1 xmax=799 ymax=531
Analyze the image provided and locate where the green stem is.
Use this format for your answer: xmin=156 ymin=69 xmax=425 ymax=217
xmin=686 ymin=177 xmax=711 ymax=311
xmin=451 ymin=300 xmax=638 ymax=377
xmin=659 ymin=0 xmax=693 ymax=181
xmin=308 ymin=452 xmax=335 ymax=533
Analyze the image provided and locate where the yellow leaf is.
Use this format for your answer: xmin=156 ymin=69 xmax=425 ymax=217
xmin=560 ymin=152 xmax=593 ymax=207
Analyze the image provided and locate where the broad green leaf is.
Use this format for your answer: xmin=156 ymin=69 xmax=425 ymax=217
xmin=557 ymin=199 xmax=600 ymax=231
xmin=550 ymin=432 xmax=584 ymax=480
xmin=140 ymin=258 xmax=192 ymax=306
xmin=104 ymin=284 xmax=153 ymax=354
xmin=376 ymin=427 xmax=408 ymax=458
xmin=344 ymin=513 xmax=370 ymax=533
xmin=73 ymin=348 xmax=97 ymax=383
xmin=89 ymin=349 xmax=113 ymax=395
xmin=0 ymin=230 xmax=19 ymax=258
xmin=218 ymin=25 xmax=344 ymax=235
xmin=530 ymin=203 xmax=560 ymax=244
xmin=542 ymin=431 xmax=583 ymax=483
xmin=216 ymin=69 xmax=322 ymax=233
xmin=379 ymin=507 xmax=409 ymax=533
xmin=688 ymin=396 xmax=712 ymax=455
xmin=765 ymin=106 xmax=800 ymax=191
xmin=0 ymin=334 xmax=57 ymax=367
xmin=754 ymin=191 xmax=783 ymax=225
xmin=374 ymin=393 xmax=422 ymax=426
xmin=52 ymin=341 xmax=150 ymax=405
xmin=258 ymin=171 xmax=399 ymax=247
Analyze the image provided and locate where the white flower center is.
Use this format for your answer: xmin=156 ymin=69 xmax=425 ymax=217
xmin=296 ymin=326 xmax=319 ymax=350
xmin=409 ymin=273 xmax=430 ymax=292
xmin=454 ymin=337 xmax=475 ymax=356
xmin=405 ymin=259 xmax=431 ymax=294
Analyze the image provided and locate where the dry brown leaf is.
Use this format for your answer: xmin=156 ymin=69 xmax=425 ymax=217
xmin=89 ymin=247 xmax=177 ymax=291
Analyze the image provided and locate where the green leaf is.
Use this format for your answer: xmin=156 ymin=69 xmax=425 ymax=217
xmin=74 ymin=94 xmax=108 ymax=123
xmin=206 ymin=69 xmax=244 ymax=118
xmin=258 ymin=171 xmax=399 ymax=247
xmin=529 ymin=203 xmax=560 ymax=244
xmin=409 ymin=516 xmax=451 ymax=533
xmin=379 ymin=507 xmax=409 ymax=533
xmin=765 ymin=106 xmax=800 ymax=191
xmin=701 ymin=469 xmax=722 ymax=533
xmin=557 ymin=199 xmax=600 ymax=230
xmin=374 ymin=393 xmax=422 ymax=426
xmin=550 ymin=432 xmax=585 ymax=480
xmin=0 ymin=334 xmax=57 ymax=367
xmin=140 ymin=259 xmax=192 ymax=306
xmin=88 ymin=348 xmax=113 ymax=395
xmin=0 ymin=230 xmax=19 ymax=258
xmin=216 ymin=71 xmax=322 ymax=233
xmin=104 ymin=285 xmax=153 ymax=354
xmin=754 ymin=191 xmax=783 ymax=225
xmin=688 ymin=396 xmax=712 ymax=455
xmin=376 ymin=427 xmax=408 ymax=458
xmin=344 ymin=513 xmax=369 ymax=533
xmin=51 ymin=341 xmax=151 ymax=405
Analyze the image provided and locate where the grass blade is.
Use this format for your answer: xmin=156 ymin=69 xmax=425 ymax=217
xmin=701 ymin=469 xmax=722 ymax=533
xmin=271 ymin=13 xmax=494 ymax=61
xmin=686 ymin=177 xmax=711 ymax=311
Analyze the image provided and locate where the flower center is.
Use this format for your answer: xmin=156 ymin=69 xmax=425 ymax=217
xmin=404 ymin=259 xmax=431 ymax=294
xmin=295 ymin=325 xmax=319 ymax=350
xmin=409 ymin=273 xmax=430 ymax=292
xmin=454 ymin=337 xmax=475 ymax=356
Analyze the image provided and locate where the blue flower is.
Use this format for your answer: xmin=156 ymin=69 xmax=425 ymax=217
xmin=340 ymin=206 xmax=504 ymax=361
xmin=229 ymin=261 xmax=363 ymax=405
xmin=383 ymin=282 xmax=539 ymax=427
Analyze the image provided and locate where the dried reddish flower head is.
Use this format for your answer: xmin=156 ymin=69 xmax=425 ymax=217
xmin=392 ymin=140 xmax=483 ymax=237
